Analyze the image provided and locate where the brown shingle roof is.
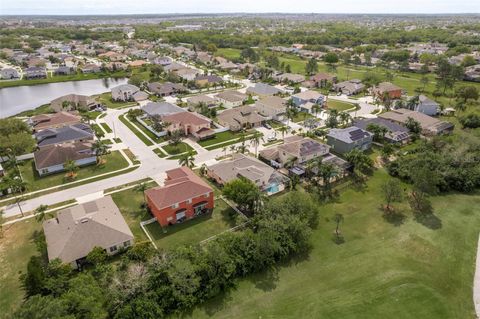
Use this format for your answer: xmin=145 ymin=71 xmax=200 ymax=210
xmin=31 ymin=111 xmax=81 ymax=131
xmin=34 ymin=141 xmax=94 ymax=170
xmin=162 ymin=111 xmax=210 ymax=126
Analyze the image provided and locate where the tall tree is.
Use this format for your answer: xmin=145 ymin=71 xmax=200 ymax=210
xmin=178 ymin=150 xmax=196 ymax=168
xmin=381 ymin=179 xmax=403 ymax=213
xmin=249 ymin=131 xmax=263 ymax=157
xmin=34 ymin=204 xmax=51 ymax=223
xmin=91 ymin=140 xmax=109 ymax=164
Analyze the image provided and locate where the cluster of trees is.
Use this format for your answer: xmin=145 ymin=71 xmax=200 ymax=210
xmin=0 ymin=118 xmax=36 ymax=158
xmin=16 ymin=192 xmax=319 ymax=318
xmin=387 ymin=137 xmax=480 ymax=194
xmin=459 ymin=113 xmax=480 ymax=129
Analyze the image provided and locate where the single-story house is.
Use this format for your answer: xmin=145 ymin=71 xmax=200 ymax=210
xmin=0 ymin=68 xmax=20 ymax=79
xmin=215 ymin=90 xmax=248 ymax=108
xmin=207 ymin=153 xmax=288 ymax=195
xmin=34 ymin=141 xmax=96 ymax=176
xmin=80 ymin=64 xmax=101 ymax=73
xmin=272 ymin=73 xmax=305 ymax=84
xmin=148 ymin=82 xmax=187 ymax=96
xmin=216 ymin=105 xmax=265 ymax=131
xmin=410 ymin=95 xmax=441 ymax=116
xmin=50 ymin=94 xmax=102 ymax=112
xmin=309 ymin=73 xmax=337 ymax=88
xmin=353 ymin=118 xmax=411 ymax=144
xmin=254 ymin=96 xmax=287 ymax=121
xmin=246 ymin=83 xmax=281 ymax=98
xmin=333 ymin=79 xmax=365 ymax=96
xmin=378 ymin=108 xmax=454 ymax=136
xmin=194 ymin=74 xmax=223 ymax=87
xmin=54 ymin=66 xmax=74 ymax=75
xmin=146 ymin=167 xmax=214 ymax=226
xmin=31 ymin=112 xmax=82 ymax=132
xmin=141 ymin=102 xmax=186 ymax=117
xmin=259 ymin=136 xmax=329 ymax=166
xmin=24 ymin=67 xmax=47 ymax=79
xmin=327 ymin=126 xmax=373 ymax=154
xmin=35 ymin=123 xmax=94 ymax=148
xmin=187 ymin=94 xmax=218 ymax=110
xmin=43 ymin=196 xmax=134 ymax=268
xmin=291 ymin=90 xmax=325 ymax=110
xmin=111 ymin=84 xmax=147 ymax=102
xmin=174 ymin=68 xmax=200 ymax=81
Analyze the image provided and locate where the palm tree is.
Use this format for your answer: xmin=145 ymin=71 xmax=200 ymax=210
xmin=34 ymin=205 xmax=52 ymax=223
xmin=318 ymin=163 xmax=338 ymax=194
xmin=250 ymin=131 xmax=263 ymax=157
xmin=178 ymin=150 xmax=196 ymax=168
xmin=338 ymin=112 xmax=352 ymax=127
xmin=91 ymin=140 xmax=109 ymax=164
xmin=64 ymin=159 xmax=79 ymax=180
xmin=406 ymin=95 xmax=420 ymax=111
xmin=8 ymin=177 xmax=27 ymax=217
xmin=312 ymin=103 xmax=322 ymax=117
xmin=222 ymin=146 xmax=228 ymax=157
xmin=134 ymin=182 xmax=148 ymax=207
xmin=345 ymin=149 xmax=374 ymax=176
xmin=278 ymin=125 xmax=289 ymax=140
xmin=229 ymin=145 xmax=236 ymax=155
xmin=284 ymin=156 xmax=298 ymax=169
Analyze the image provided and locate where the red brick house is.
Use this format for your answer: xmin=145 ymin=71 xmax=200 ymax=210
xmin=145 ymin=167 xmax=214 ymax=226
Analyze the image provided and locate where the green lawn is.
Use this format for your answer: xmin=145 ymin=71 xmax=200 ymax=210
xmin=197 ymin=131 xmax=242 ymax=147
xmin=0 ymin=219 xmax=42 ymax=317
xmin=292 ymin=112 xmax=314 ymax=123
xmin=145 ymin=198 xmax=245 ymax=250
xmin=100 ymin=122 xmax=113 ymax=133
xmin=119 ymin=114 xmax=154 ymax=146
xmin=110 ymin=183 xmax=159 ymax=242
xmin=12 ymin=104 xmax=53 ymax=117
xmin=18 ymin=151 xmax=129 ymax=192
xmin=181 ymin=169 xmax=480 ymax=319
xmin=326 ymin=99 xmax=356 ymax=112
xmin=216 ymin=48 xmax=242 ymax=60
xmin=95 ymin=92 xmax=137 ymax=109
xmin=162 ymin=142 xmax=194 ymax=155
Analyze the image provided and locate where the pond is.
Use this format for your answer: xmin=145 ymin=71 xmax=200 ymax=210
xmin=0 ymin=77 xmax=128 ymax=118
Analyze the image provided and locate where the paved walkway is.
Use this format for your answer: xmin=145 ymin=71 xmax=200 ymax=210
xmin=474 ymin=234 xmax=480 ymax=318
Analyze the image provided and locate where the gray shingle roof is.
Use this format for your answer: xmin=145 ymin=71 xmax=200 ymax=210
xmin=35 ymin=123 xmax=94 ymax=147
xmin=327 ymin=126 xmax=373 ymax=143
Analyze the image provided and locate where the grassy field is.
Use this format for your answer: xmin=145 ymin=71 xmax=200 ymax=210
xmin=18 ymin=151 xmax=129 ymax=192
xmin=292 ymin=111 xmax=314 ymax=123
xmin=145 ymin=198 xmax=244 ymax=250
xmin=100 ymin=122 xmax=113 ymax=133
xmin=119 ymin=114 xmax=154 ymax=146
xmin=0 ymin=219 xmax=42 ymax=317
xmin=197 ymin=131 xmax=243 ymax=147
xmin=95 ymin=92 xmax=137 ymax=109
xmin=180 ymin=169 xmax=480 ymax=319
xmin=216 ymin=48 xmax=242 ymax=60
xmin=0 ymin=71 xmax=128 ymax=89
xmin=326 ymin=99 xmax=356 ymax=111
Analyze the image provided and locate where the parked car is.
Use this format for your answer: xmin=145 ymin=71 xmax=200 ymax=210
xmin=267 ymin=136 xmax=276 ymax=142
xmin=263 ymin=122 xmax=272 ymax=129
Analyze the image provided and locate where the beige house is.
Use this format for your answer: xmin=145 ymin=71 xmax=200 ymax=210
xmin=43 ymin=196 xmax=134 ymax=268
xmin=50 ymin=94 xmax=101 ymax=112
xmin=216 ymin=105 xmax=265 ymax=131
xmin=162 ymin=111 xmax=215 ymax=140
xmin=215 ymin=90 xmax=247 ymax=108
xmin=255 ymin=96 xmax=287 ymax=121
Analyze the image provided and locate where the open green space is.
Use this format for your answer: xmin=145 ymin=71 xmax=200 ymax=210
xmin=153 ymin=147 xmax=167 ymax=158
xmin=12 ymin=104 xmax=53 ymax=117
xmin=216 ymin=48 xmax=242 ymax=60
xmin=326 ymin=99 xmax=356 ymax=112
xmin=0 ymin=71 xmax=127 ymax=89
xmin=162 ymin=142 xmax=194 ymax=155
xmin=145 ymin=198 xmax=245 ymax=250
xmin=95 ymin=92 xmax=137 ymax=109
xmin=0 ymin=219 xmax=41 ymax=317
xmin=291 ymin=111 xmax=314 ymax=123
xmin=197 ymin=130 xmax=243 ymax=147
xmin=181 ymin=169 xmax=480 ymax=319
xmin=18 ymin=151 xmax=128 ymax=192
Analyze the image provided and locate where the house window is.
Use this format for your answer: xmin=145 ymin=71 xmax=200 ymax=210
xmin=109 ymin=246 xmax=117 ymax=253
xmin=172 ymin=203 xmax=179 ymax=209
xmin=204 ymin=193 xmax=210 ymax=198
xmin=123 ymin=240 xmax=131 ymax=247
xmin=186 ymin=198 xmax=192 ymax=204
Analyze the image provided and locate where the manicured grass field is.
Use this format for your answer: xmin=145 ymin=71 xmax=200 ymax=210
xmin=326 ymin=99 xmax=356 ymax=112
xmin=197 ymin=130 xmax=242 ymax=147
xmin=162 ymin=142 xmax=194 ymax=155
xmin=216 ymin=48 xmax=242 ymax=60
xmin=95 ymin=92 xmax=137 ymax=109
xmin=145 ymin=198 xmax=245 ymax=250
xmin=18 ymin=151 xmax=129 ymax=192
xmin=292 ymin=111 xmax=314 ymax=123
xmin=0 ymin=219 xmax=41 ymax=317
xmin=181 ymin=169 xmax=480 ymax=319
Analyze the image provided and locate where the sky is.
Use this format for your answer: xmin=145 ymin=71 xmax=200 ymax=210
xmin=1 ymin=0 xmax=479 ymax=15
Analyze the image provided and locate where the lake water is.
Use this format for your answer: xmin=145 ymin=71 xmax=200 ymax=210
xmin=0 ymin=77 xmax=128 ymax=118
